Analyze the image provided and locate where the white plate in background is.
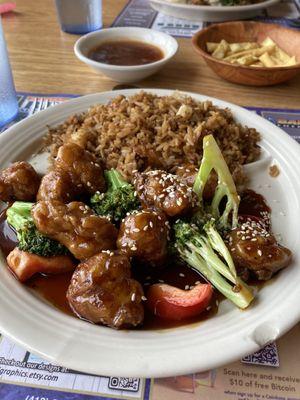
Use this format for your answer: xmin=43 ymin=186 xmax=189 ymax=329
xmin=0 ymin=88 xmax=299 ymax=378
xmin=149 ymin=0 xmax=280 ymax=21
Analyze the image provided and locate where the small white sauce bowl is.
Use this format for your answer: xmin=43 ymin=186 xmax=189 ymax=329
xmin=74 ymin=27 xmax=178 ymax=83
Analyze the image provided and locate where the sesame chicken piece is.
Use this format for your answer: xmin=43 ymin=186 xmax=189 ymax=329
xmin=175 ymin=164 xmax=198 ymax=187
xmin=55 ymin=142 xmax=106 ymax=195
xmin=67 ymin=251 xmax=144 ymax=329
xmin=117 ymin=209 xmax=169 ymax=267
xmin=175 ymin=164 xmax=218 ymax=200
xmin=227 ymin=220 xmax=292 ymax=281
xmin=37 ymin=170 xmax=79 ymax=202
xmin=32 ymin=200 xmax=118 ymax=260
xmin=134 ymin=170 xmax=197 ymax=217
xmin=0 ymin=161 xmax=40 ymax=202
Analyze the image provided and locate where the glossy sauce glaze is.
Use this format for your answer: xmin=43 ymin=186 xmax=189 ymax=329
xmin=88 ymin=40 xmax=164 ymax=66
xmin=0 ymin=189 xmax=269 ymax=330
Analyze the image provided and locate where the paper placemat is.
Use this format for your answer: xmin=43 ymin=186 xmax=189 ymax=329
xmin=111 ymin=0 xmax=300 ymax=37
xmin=0 ymin=92 xmax=300 ymax=400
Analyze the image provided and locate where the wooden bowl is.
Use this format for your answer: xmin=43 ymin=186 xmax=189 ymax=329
xmin=192 ymin=21 xmax=300 ymax=86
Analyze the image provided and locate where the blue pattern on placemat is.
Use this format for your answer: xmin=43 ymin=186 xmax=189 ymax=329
xmin=242 ymin=342 xmax=280 ymax=367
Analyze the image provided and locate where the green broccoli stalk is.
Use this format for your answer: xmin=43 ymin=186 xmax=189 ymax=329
xmin=91 ymin=169 xmax=140 ymax=222
xmin=203 ymin=219 xmax=237 ymax=282
xmin=193 ymin=134 xmax=240 ymax=230
xmin=173 ymin=220 xmax=254 ymax=309
xmin=6 ymin=201 xmax=68 ymax=257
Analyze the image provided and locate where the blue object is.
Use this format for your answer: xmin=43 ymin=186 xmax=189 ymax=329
xmin=55 ymin=0 xmax=103 ymax=34
xmin=0 ymin=18 xmax=18 ymax=128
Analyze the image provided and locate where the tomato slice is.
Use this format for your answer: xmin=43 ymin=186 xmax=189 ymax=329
xmin=146 ymin=283 xmax=213 ymax=321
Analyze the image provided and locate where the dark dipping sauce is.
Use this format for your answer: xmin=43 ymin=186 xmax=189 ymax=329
xmin=0 ymin=189 xmax=269 ymax=330
xmin=88 ymin=40 xmax=164 ymax=66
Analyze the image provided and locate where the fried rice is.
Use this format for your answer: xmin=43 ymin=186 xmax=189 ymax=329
xmin=45 ymin=91 xmax=261 ymax=185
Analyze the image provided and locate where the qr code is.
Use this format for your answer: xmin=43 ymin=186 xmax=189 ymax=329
xmin=109 ymin=377 xmax=140 ymax=392
xmin=242 ymin=342 xmax=279 ymax=367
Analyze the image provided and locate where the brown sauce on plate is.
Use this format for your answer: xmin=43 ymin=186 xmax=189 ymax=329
xmin=239 ymin=189 xmax=270 ymax=219
xmin=88 ymin=40 xmax=164 ymax=66
xmin=27 ymin=272 xmax=73 ymax=316
xmin=0 ymin=189 xmax=269 ymax=330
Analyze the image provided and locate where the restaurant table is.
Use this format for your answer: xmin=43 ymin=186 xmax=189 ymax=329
xmin=1 ymin=2 xmax=300 ymax=400
xmin=2 ymin=0 xmax=300 ymax=108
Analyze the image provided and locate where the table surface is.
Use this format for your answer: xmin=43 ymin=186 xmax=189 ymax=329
xmin=2 ymin=0 xmax=300 ymax=109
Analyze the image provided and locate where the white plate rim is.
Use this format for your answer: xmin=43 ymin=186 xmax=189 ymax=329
xmin=0 ymin=88 xmax=300 ymax=378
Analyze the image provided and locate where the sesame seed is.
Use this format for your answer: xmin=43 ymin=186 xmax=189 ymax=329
xmin=133 ymin=228 xmax=140 ymax=233
xmin=184 ymin=285 xmax=189 ymax=290
xmin=149 ymin=221 xmax=153 ymax=228
xmin=141 ymin=296 xmax=147 ymax=301
xmin=158 ymin=279 xmax=164 ymax=283
xmin=179 ymin=273 xmax=185 ymax=277
xmin=131 ymin=246 xmax=137 ymax=251
xmin=131 ymin=293 xmax=136 ymax=302
xmin=87 ymin=181 xmax=91 ymax=187
xmin=143 ymin=225 xmax=149 ymax=231
xmin=257 ymin=249 xmax=262 ymax=256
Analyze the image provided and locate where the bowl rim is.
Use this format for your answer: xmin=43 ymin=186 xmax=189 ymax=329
xmin=74 ymin=26 xmax=178 ymax=71
xmin=192 ymin=21 xmax=300 ymax=72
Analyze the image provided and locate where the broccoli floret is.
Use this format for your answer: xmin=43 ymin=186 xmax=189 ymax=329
xmin=193 ymin=134 xmax=240 ymax=230
xmin=6 ymin=201 xmax=68 ymax=257
xmin=173 ymin=219 xmax=254 ymax=309
xmin=91 ymin=169 xmax=140 ymax=222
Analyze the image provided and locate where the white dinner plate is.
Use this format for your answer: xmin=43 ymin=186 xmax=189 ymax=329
xmin=0 ymin=89 xmax=300 ymax=378
xmin=149 ymin=0 xmax=280 ymax=22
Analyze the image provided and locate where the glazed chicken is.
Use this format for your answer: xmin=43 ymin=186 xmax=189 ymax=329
xmin=175 ymin=164 xmax=218 ymax=200
xmin=37 ymin=170 xmax=78 ymax=202
xmin=227 ymin=219 xmax=292 ymax=281
xmin=55 ymin=143 xmax=106 ymax=195
xmin=32 ymin=200 xmax=118 ymax=260
xmin=117 ymin=209 xmax=169 ymax=267
xmin=7 ymin=248 xmax=75 ymax=282
xmin=134 ymin=170 xmax=197 ymax=217
xmin=0 ymin=161 xmax=40 ymax=202
xmin=175 ymin=164 xmax=198 ymax=187
xmin=67 ymin=251 xmax=144 ymax=329
xmin=38 ymin=143 xmax=106 ymax=203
